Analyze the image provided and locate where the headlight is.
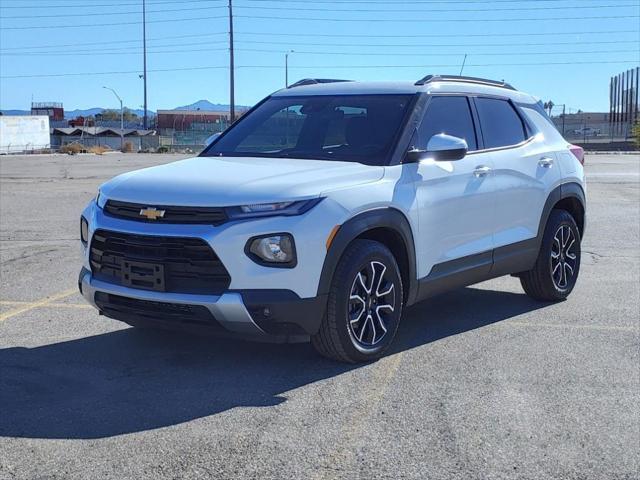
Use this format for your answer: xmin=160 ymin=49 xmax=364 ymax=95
xmin=226 ymin=198 xmax=322 ymax=220
xmin=246 ymin=234 xmax=296 ymax=267
xmin=96 ymin=190 xmax=107 ymax=209
xmin=80 ymin=216 xmax=89 ymax=244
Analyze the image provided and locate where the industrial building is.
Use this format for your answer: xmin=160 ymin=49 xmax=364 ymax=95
xmin=0 ymin=115 xmax=50 ymax=154
xmin=30 ymin=102 xmax=64 ymax=121
xmin=51 ymin=127 xmax=156 ymax=151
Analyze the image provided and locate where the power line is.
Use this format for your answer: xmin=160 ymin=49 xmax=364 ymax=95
xmin=2 ymin=29 xmax=636 ymax=51
xmin=4 ymin=47 xmax=636 ymax=57
xmin=237 ymin=39 xmax=639 ymax=48
xmin=0 ymin=14 xmax=227 ymax=29
xmin=2 ymin=5 xmax=225 ymax=19
xmin=234 ymin=3 xmax=639 ymax=12
xmin=234 ymin=29 xmax=640 ymax=38
xmin=4 ymin=1 xmax=634 ymax=18
xmin=2 ymin=59 xmax=638 ymax=79
xmin=0 ymin=0 xmax=223 ymax=8
xmin=234 ymin=14 xmax=639 ymax=22
xmin=239 ymin=0 xmax=639 ymax=3
xmin=4 ymin=39 xmax=636 ymax=56
xmin=0 ymin=33 xmax=228 ymax=51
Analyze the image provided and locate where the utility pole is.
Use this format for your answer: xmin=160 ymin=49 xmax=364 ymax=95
xmin=285 ymin=50 xmax=294 ymax=87
xmin=103 ymin=86 xmax=124 ymax=151
xmin=142 ymin=0 xmax=148 ymax=129
xmin=228 ymin=0 xmax=235 ymax=123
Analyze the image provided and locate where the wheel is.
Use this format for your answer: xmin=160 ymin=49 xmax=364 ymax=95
xmin=520 ymin=209 xmax=581 ymax=301
xmin=311 ymin=239 xmax=403 ymax=363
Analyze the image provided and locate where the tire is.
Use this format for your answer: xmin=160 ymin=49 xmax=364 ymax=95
xmin=311 ymin=239 xmax=404 ymax=363
xmin=520 ymin=209 xmax=581 ymax=301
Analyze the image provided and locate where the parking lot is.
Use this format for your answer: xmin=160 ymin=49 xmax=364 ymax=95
xmin=0 ymin=153 xmax=638 ymax=479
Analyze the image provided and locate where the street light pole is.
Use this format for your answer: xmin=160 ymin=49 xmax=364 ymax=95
xmin=142 ymin=0 xmax=148 ymax=129
xmin=285 ymin=50 xmax=294 ymax=87
xmin=228 ymin=0 xmax=235 ymax=123
xmin=103 ymin=86 xmax=124 ymax=151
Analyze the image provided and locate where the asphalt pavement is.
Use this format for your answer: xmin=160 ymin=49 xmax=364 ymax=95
xmin=0 ymin=153 xmax=638 ymax=480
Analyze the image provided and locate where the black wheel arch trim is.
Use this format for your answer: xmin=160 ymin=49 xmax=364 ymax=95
xmin=316 ymin=207 xmax=419 ymax=305
xmin=537 ymin=182 xmax=586 ymax=244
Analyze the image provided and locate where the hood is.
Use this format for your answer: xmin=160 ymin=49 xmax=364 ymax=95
xmin=100 ymin=156 xmax=384 ymax=206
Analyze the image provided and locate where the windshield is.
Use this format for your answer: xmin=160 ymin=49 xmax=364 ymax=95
xmin=201 ymin=94 xmax=414 ymax=165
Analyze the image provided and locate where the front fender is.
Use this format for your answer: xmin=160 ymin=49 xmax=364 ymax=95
xmin=316 ymin=207 xmax=418 ymax=305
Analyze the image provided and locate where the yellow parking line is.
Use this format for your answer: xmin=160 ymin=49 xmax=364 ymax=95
xmin=0 ymin=288 xmax=78 ymax=323
xmin=0 ymin=301 xmax=91 ymax=309
xmin=314 ymin=351 xmax=404 ymax=479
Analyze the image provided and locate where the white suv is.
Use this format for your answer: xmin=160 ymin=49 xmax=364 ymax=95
xmin=79 ymin=75 xmax=586 ymax=363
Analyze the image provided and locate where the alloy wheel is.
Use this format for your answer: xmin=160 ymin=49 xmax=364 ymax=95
xmin=348 ymin=261 xmax=396 ymax=347
xmin=551 ymin=225 xmax=578 ymax=290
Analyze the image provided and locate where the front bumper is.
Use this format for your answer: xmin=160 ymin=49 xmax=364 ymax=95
xmin=79 ymin=268 xmax=326 ymax=343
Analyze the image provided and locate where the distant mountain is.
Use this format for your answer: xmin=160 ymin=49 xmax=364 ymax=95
xmin=1 ymin=100 xmax=251 ymax=118
xmin=0 ymin=110 xmax=29 ymax=116
xmin=0 ymin=108 xmax=150 ymax=118
xmin=65 ymin=108 xmax=148 ymax=119
xmin=172 ymin=100 xmax=248 ymax=112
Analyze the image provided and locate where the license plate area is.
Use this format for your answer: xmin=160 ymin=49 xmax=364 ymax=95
xmin=122 ymin=260 xmax=165 ymax=291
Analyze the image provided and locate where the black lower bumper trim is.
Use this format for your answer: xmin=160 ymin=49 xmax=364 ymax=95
xmin=240 ymin=290 xmax=327 ymax=336
xmin=94 ymin=292 xmax=226 ymax=331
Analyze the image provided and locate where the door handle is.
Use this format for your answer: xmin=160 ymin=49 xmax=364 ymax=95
xmin=473 ymin=165 xmax=492 ymax=177
xmin=538 ymin=157 xmax=554 ymax=168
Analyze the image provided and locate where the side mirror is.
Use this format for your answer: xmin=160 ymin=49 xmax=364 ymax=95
xmin=204 ymin=132 xmax=221 ymax=146
xmin=426 ymin=133 xmax=468 ymax=161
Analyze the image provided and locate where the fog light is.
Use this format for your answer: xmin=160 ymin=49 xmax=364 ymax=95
xmin=247 ymin=234 xmax=296 ymax=267
xmin=80 ymin=216 xmax=89 ymax=244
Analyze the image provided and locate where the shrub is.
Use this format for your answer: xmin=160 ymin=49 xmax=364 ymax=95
xmin=88 ymin=145 xmax=111 ymax=155
xmin=59 ymin=143 xmax=84 ymax=155
xmin=122 ymin=141 xmax=134 ymax=153
xmin=633 ymin=121 xmax=640 ymax=148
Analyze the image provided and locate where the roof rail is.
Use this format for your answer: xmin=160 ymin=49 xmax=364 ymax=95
xmin=287 ymin=78 xmax=353 ymax=89
xmin=415 ymin=74 xmax=516 ymax=91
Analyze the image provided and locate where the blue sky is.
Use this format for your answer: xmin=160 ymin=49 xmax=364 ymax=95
xmin=1 ymin=0 xmax=639 ymax=113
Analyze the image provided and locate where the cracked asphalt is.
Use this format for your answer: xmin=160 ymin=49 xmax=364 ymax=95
xmin=0 ymin=153 xmax=638 ymax=480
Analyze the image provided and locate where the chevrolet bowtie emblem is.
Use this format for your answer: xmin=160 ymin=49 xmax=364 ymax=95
xmin=139 ymin=207 xmax=166 ymax=220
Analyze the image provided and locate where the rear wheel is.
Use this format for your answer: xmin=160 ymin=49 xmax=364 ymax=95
xmin=311 ymin=239 xmax=403 ymax=363
xmin=520 ymin=209 xmax=581 ymax=301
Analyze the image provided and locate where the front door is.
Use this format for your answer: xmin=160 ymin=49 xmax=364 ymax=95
xmin=411 ymin=95 xmax=495 ymax=279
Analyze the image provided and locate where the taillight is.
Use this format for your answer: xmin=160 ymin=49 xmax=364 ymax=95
xmin=569 ymin=144 xmax=585 ymax=165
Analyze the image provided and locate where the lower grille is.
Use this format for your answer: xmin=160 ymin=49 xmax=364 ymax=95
xmin=95 ymin=292 xmax=224 ymax=329
xmin=90 ymin=229 xmax=231 ymax=294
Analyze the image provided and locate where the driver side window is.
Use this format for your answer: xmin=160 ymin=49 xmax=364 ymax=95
xmin=418 ymin=96 xmax=478 ymax=151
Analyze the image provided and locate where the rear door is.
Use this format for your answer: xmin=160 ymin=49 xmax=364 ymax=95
xmin=412 ymin=95 xmax=496 ymax=279
xmin=473 ymin=96 xmax=562 ymax=249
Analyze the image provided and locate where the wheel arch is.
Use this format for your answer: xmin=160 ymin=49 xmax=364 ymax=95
xmin=538 ymin=182 xmax=586 ymax=242
xmin=317 ymin=208 xmax=418 ymax=305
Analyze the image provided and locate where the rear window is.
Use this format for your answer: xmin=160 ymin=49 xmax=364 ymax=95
xmin=475 ymin=98 xmax=527 ymax=149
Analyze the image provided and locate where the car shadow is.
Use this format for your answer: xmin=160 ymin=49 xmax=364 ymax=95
xmin=0 ymin=287 xmax=549 ymax=439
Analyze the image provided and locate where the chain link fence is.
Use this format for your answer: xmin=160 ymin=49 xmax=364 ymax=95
xmin=547 ymin=106 xmax=638 ymax=150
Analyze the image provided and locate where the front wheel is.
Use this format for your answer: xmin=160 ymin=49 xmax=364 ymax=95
xmin=520 ymin=209 xmax=581 ymax=301
xmin=311 ymin=239 xmax=403 ymax=363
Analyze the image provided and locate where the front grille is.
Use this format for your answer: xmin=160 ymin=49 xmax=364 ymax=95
xmin=104 ymin=199 xmax=227 ymax=225
xmin=90 ymin=229 xmax=231 ymax=294
xmin=94 ymin=292 xmax=224 ymax=329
